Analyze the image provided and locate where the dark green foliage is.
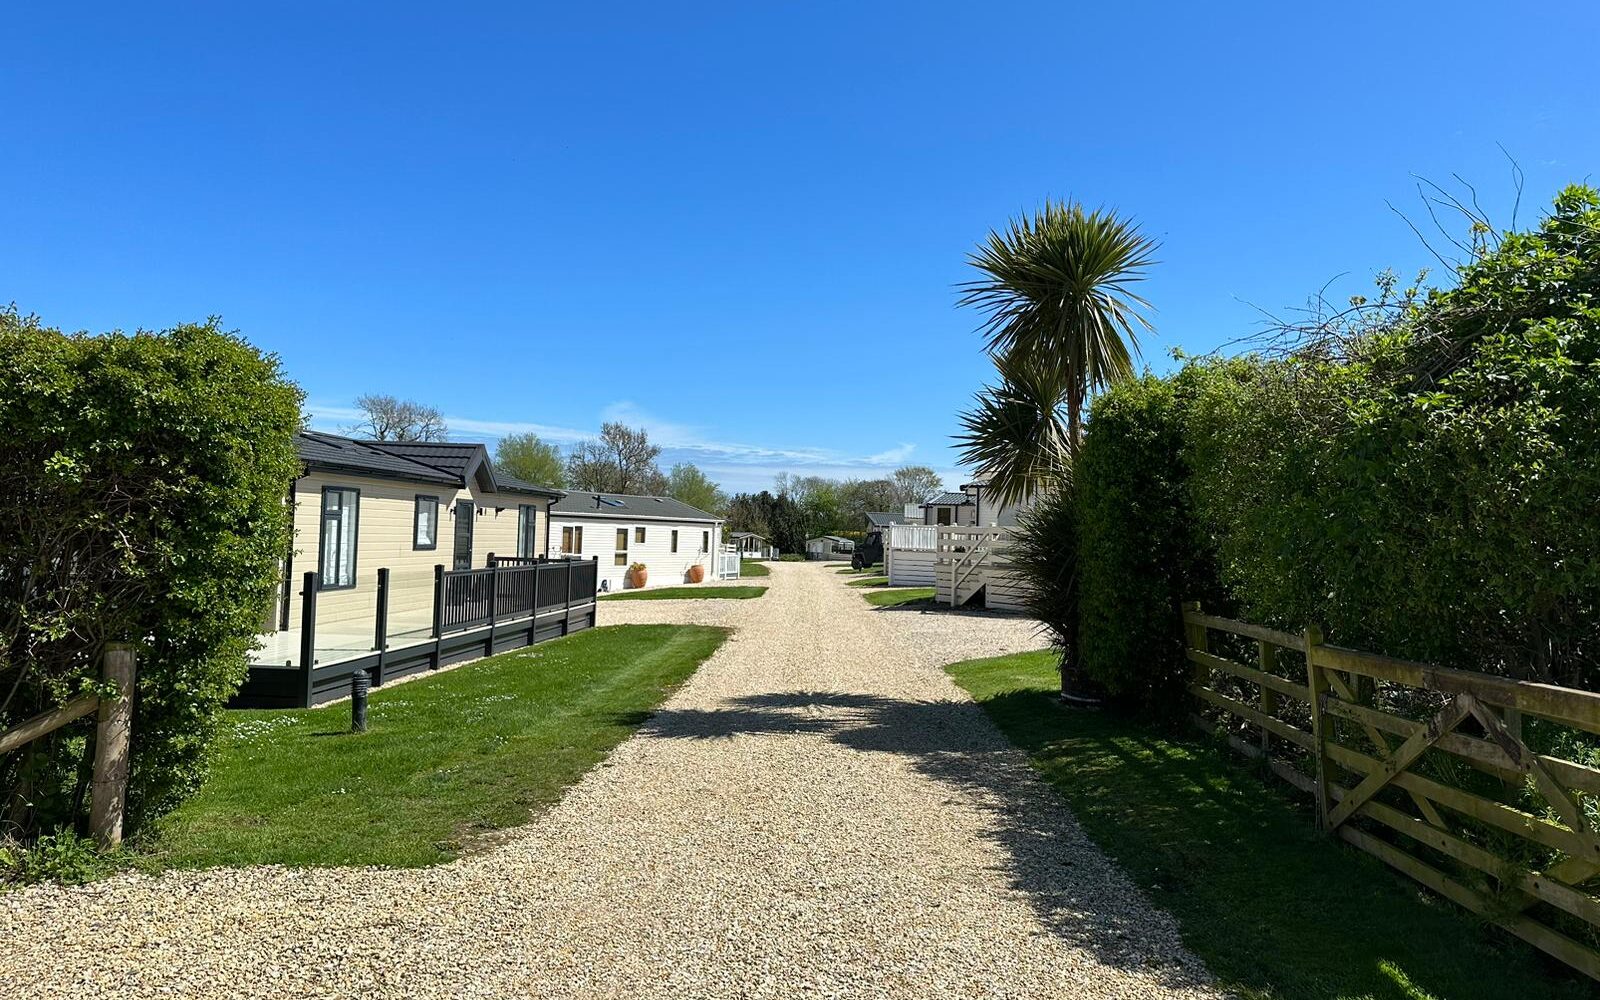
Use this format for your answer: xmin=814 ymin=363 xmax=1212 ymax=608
xmin=1074 ymin=375 xmax=1218 ymax=715
xmin=725 ymin=491 xmax=808 ymax=555
xmin=1025 ymin=185 xmax=1600 ymax=717
xmin=1006 ymin=485 xmax=1079 ymax=689
xmin=0 ymin=828 xmax=121 ymax=887
xmin=0 ymin=308 xmax=303 ymax=839
xmin=1185 ymin=187 xmax=1600 ymax=688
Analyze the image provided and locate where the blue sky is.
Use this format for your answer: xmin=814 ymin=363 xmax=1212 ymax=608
xmin=4 ymin=3 xmax=1596 ymax=493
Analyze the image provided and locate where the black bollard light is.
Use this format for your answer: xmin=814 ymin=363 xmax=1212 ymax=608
xmin=351 ymin=667 xmax=370 ymax=733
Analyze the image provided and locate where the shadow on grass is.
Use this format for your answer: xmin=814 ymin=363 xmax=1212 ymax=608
xmin=634 ymin=689 xmax=1215 ymax=992
xmin=632 ymin=671 xmax=1596 ymax=1000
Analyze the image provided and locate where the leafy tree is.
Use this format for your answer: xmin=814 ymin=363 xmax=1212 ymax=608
xmin=891 ymin=466 xmax=943 ymax=506
xmin=666 ymin=462 xmax=726 ymax=515
xmin=955 ymin=201 xmax=1157 ymax=506
xmin=494 ymin=432 xmax=564 ymax=488
xmin=0 ymin=309 xmax=303 ymax=839
xmin=565 ymin=422 xmax=667 ymax=494
xmin=839 ymin=477 xmax=899 ymax=525
xmin=349 ymin=393 xmax=448 ymax=441
xmin=725 ymin=491 xmax=806 ymax=554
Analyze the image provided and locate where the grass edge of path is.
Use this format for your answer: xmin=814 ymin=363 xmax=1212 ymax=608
xmin=601 ymin=585 xmax=766 ymax=601
xmin=863 ymin=588 xmax=936 ymax=609
xmin=128 ymin=624 xmax=730 ymax=873
xmin=944 ymin=648 xmax=1596 ymax=1000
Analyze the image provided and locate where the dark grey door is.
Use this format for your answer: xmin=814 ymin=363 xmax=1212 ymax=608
xmin=453 ymin=499 xmax=474 ymax=570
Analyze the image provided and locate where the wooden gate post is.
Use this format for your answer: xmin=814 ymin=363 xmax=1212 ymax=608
xmin=1304 ymin=625 xmax=1335 ymax=831
xmin=1258 ymin=640 xmax=1279 ymax=757
xmin=1182 ymin=602 xmax=1208 ymax=688
xmin=89 ymin=643 xmax=135 ymax=848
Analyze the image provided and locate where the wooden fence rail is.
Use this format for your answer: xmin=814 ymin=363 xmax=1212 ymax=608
xmin=1183 ymin=603 xmax=1600 ymax=981
xmin=0 ymin=644 xmax=135 ymax=847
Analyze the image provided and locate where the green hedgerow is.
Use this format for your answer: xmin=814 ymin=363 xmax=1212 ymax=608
xmin=0 ymin=307 xmax=303 ymax=840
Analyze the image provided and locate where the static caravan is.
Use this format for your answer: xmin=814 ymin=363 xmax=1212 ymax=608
xmin=805 ymin=535 xmax=855 ymax=561
xmin=548 ymin=492 xmax=723 ymax=591
xmin=730 ymin=531 xmax=773 ymax=560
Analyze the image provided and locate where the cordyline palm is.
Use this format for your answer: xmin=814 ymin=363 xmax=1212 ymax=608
xmin=955 ymin=202 xmax=1156 ymax=505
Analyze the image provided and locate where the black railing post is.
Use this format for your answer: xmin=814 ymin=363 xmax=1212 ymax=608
xmin=373 ymin=567 xmax=389 ymax=686
xmin=529 ymin=560 xmax=540 ymax=646
xmin=300 ymin=571 xmax=318 ymax=707
xmin=487 ymin=562 xmax=499 ymax=656
xmin=561 ymin=558 xmax=575 ymax=634
xmin=432 ymin=563 xmax=445 ymax=670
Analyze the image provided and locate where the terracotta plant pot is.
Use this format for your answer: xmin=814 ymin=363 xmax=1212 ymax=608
xmin=686 ymin=564 xmax=706 ymax=584
xmin=627 ymin=564 xmax=648 ymax=589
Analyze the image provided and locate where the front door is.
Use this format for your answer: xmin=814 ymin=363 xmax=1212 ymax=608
xmin=453 ymin=499 xmax=474 ymax=570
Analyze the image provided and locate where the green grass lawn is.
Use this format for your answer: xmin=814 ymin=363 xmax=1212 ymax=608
xmin=600 ymin=585 xmax=766 ymax=601
xmin=836 ymin=564 xmax=884 ymax=576
xmin=740 ymin=560 xmax=770 ymax=577
xmin=863 ymin=587 xmax=935 ymax=608
xmin=946 ymin=650 xmax=1595 ymax=1000
xmin=139 ymin=625 xmax=728 ymax=870
xmin=846 ymin=576 xmax=890 ymax=587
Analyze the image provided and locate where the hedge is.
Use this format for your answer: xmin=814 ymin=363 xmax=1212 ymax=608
xmin=1056 ymin=185 xmax=1600 ymax=714
xmin=0 ymin=309 xmax=303 ymax=838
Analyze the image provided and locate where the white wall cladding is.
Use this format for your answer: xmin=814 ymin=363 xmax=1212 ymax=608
xmin=549 ymin=515 xmax=721 ymax=591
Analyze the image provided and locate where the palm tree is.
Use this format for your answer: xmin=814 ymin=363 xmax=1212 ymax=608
xmin=954 ymin=201 xmax=1156 ymax=504
xmin=954 ymin=202 xmax=1156 ymax=702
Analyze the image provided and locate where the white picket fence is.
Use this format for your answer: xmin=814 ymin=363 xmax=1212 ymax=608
xmin=717 ymin=547 xmax=741 ymax=580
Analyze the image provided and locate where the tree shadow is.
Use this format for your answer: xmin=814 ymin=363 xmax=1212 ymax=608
xmin=631 ymin=687 xmax=1215 ymax=991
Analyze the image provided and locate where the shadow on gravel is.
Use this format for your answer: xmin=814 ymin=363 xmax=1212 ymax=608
xmin=635 ymin=689 xmax=1214 ymax=992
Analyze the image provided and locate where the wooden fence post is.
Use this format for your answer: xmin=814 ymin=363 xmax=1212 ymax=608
xmin=89 ymin=643 xmax=135 ymax=848
xmin=1258 ymin=639 xmax=1278 ymax=757
xmin=1304 ymin=624 xmax=1334 ymax=831
xmin=1182 ymin=601 xmax=1208 ymax=688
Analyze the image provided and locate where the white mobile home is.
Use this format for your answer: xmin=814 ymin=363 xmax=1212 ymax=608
xmin=549 ymin=492 xmax=724 ymax=591
xmin=806 ymin=535 xmax=855 ymax=560
xmin=274 ymin=433 xmax=563 ymax=639
xmin=730 ymin=531 xmax=773 ymax=560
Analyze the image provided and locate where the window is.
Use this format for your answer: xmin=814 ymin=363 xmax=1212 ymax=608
xmin=413 ymin=495 xmax=438 ymax=550
xmin=561 ymin=525 xmax=583 ymax=555
xmin=936 ymin=507 xmax=952 ymax=526
xmin=614 ymin=527 xmax=629 ymax=566
xmin=318 ymin=487 xmax=359 ymax=590
xmin=671 ymin=529 xmax=678 ymax=553
xmin=516 ymin=505 xmax=540 ymax=558
xmin=702 ymin=530 xmax=710 ymax=552
xmin=635 ymin=526 xmax=646 ymax=543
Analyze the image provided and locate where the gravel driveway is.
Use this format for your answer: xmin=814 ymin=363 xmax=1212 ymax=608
xmin=2 ymin=562 xmax=1218 ymax=999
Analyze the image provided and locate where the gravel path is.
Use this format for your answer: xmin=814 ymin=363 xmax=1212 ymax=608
xmin=2 ymin=562 xmax=1218 ymax=999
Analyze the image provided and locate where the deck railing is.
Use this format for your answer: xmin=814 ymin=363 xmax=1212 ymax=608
xmin=260 ymin=555 xmax=601 ymax=708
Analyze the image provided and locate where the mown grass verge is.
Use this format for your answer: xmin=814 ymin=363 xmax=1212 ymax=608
xmin=138 ymin=625 xmax=728 ymax=870
xmin=863 ymin=587 xmax=936 ymax=608
xmin=944 ymin=649 xmax=1594 ymax=1000
xmin=601 ymin=585 xmax=766 ymax=601
xmin=846 ymin=576 xmax=890 ymax=587
xmin=740 ymin=560 xmax=771 ymax=577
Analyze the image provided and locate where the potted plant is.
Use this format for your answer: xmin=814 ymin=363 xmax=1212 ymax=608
xmin=686 ymin=563 xmax=706 ymax=584
xmin=627 ymin=561 xmax=648 ymax=589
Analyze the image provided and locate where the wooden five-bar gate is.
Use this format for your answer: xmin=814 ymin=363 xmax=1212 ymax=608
xmin=1184 ymin=603 xmax=1600 ymax=980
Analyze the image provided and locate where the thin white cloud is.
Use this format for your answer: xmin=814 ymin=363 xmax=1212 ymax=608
xmin=303 ymin=398 xmax=934 ymax=493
